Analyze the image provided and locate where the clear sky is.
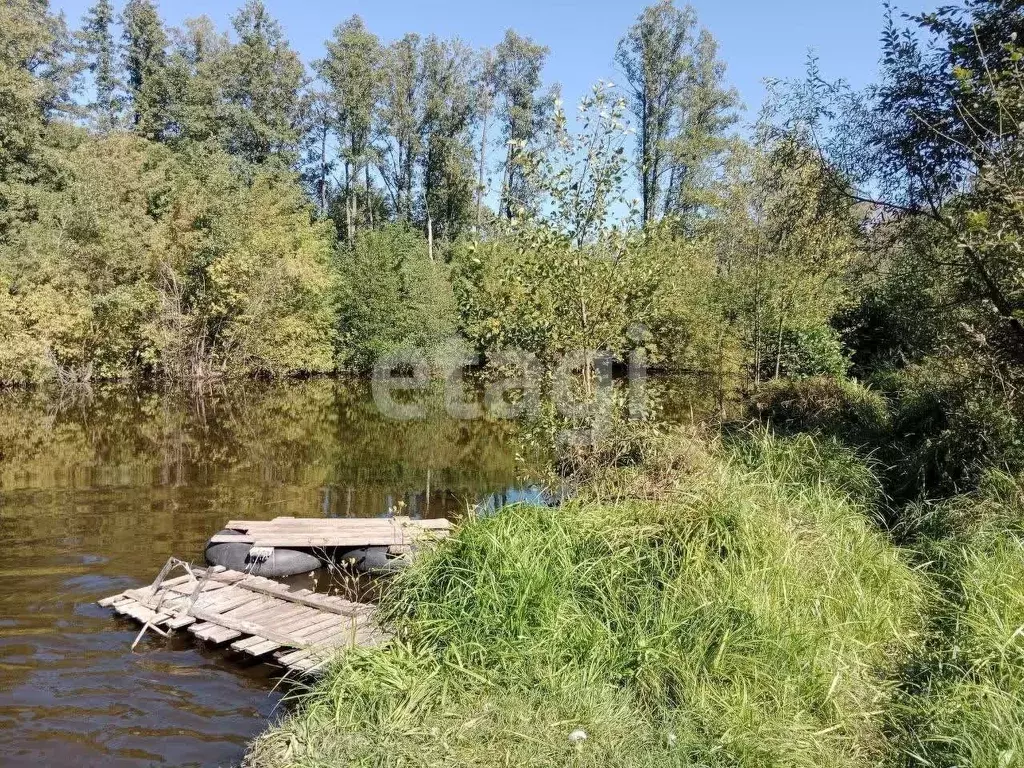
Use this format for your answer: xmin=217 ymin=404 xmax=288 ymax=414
xmin=52 ymin=0 xmax=896 ymax=125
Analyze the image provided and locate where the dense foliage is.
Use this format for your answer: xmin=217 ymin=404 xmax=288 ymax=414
xmin=7 ymin=0 xmax=1024 ymax=765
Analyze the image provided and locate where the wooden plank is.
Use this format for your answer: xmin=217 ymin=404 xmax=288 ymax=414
xmin=226 ymin=517 xmax=451 ymax=529
xmin=227 ymin=524 xmax=451 ymax=534
xmin=205 ymin=572 xmax=370 ymax=617
xmin=126 ymin=585 xmax=310 ymax=647
xmin=243 ymin=536 xmax=441 ymax=548
xmin=277 ymin=615 xmax=363 ymax=652
xmin=100 ymin=567 xmax=382 ymax=670
xmin=186 ymin=605 xmax=319 ymax=647
xmin=242 ymin=614 xmax=347 ymax=656
xmin=194 ymin=624 xmax=242 ymax=644
xmin=276 ymin=622 xmax=380 ymax=668
xmin=229 ymin=605 xmax=324 ymax=650
xmin=201 ymin=599 xmax=299 ymax=636
xmin=223 ymin=601 xmax=311 ymax=633
xmin=200 ymin=589 xmax=265 ymax=615
xmin=195 ymin=600 xmax=311 ymax=646
xmin=230 ymin=606 xmax=323 ymax=648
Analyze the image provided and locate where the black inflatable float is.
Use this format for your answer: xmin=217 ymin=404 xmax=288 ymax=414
xmin=334 ymin=546 xmax=412 ymax=575
xmin=204 ymin=532 xmax=415 ymax=577
xmin=204 ymin=530 xmax=323 ymax=578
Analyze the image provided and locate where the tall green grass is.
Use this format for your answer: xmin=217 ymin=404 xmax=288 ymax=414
xmin=893 ymin=473 xmax=1024 ymax=768
xmin=246 ymin=431 xmax=925 ymax=768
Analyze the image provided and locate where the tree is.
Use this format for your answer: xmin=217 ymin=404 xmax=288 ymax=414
xmin=122 ymin=0 xmax=171 ymax=139
xmin=221 ymin=0 xmax=305 ymax=167
xmin=520 ymin=81 xmax=632 ymax=248
xmin=616 ymin=1 xmax=738 ymax=225
xmin=0 ymin=135 xmax=338 ymax=384
xmin=722 ymin=137 xmax=860 ymax=383
xmin=299 ymin=87 xmax=336 ymax=215
xmin=165 ymin=15 xmax=230 ymax=146
xmin=661 ymin=28 xmax=739 ymax=225
xmin=781 ymin=2 xmax=1024 ymax=367
xmin=0 ymin=0 xmax=74 ymax=237
xmin=475 ymin=49 xmax=497 ymax=228
xmin=78 ymin=0 xmax=121 ymax=131
xmin=318 ymin=16 xmax=382 ymax=239
xmin=336 ymin=225 xmax=457 ymax=372
xmin=454 ymin=83 xmax=657 ymax=377
xmin=419 ymin=36 xmax=478 ymax=248
xmin=872 ymin=1 xmax=1024 ymax=365
xmin=377 ymin=33 xmax=423 ymax=221
xmin=492 ymin=29 xmax=558 ymax=220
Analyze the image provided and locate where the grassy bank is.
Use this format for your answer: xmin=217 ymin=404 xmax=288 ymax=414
xmin=892 ymin=473 xmax=1024 ymax=767
xmin=246 ymin=430 xmax=929 ymax=767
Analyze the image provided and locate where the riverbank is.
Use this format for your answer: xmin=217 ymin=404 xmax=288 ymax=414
xmin=246 ymin=426 xmax=1024 ymax=767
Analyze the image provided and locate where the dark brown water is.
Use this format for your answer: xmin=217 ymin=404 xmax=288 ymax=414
xmin=0 ymin=374 xmax=720 ymax=767
xmin=0 ymin=379 xmax=525 ymax=767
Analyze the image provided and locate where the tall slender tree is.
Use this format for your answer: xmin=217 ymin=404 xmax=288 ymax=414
xmin=222 ymin=0 xmax=305 ymax=166
xmin=1 ymin=0 xmax=74 ymax=233
xmin=661 ymin=28 xmax=739 ymax=224
xmin=78 ymin=0 xmax=120 ymax=131
xmin=378 ymin=33 xmax=423 ymax=221
xmin=474 ymin=49 xmax=497 ymax=227
xmin=419 ymin=36 xmax=478 ymax=247
xmin=122 ymin=0 xmax=170 ymax=139
xmin=492 ymin=29 xmax=558 ymax=220
xmin=299 ymin=88 xmax=335 ymax=215
xmin=165 ymin=15 xmax=230 ymax=145
xmin=318 ymin=16 xmax=382 ymax=238
xmin=617 ymin=1 xmax=737 ymax=224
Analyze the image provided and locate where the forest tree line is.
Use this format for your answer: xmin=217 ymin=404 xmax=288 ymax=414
xmin=4 ymin=0 xmax=1024 ymax=495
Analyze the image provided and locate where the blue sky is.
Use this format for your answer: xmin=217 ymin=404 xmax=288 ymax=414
xmin=53 ymin=0 xmax=895 ymax=124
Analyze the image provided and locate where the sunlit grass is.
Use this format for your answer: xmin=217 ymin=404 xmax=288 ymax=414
xmin=892 ymin=473 xmax=1024 ymax=768
xmin=247 ymin=429 xmax=925 ymax=768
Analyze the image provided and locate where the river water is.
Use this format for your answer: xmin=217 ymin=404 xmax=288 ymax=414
xmin=0 ymin=376 xmax=718 ymax=767
xmin=0 ymin=379 xmax=529 ymax=767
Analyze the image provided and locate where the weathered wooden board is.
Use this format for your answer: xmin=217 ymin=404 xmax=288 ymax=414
xmin=212 ymin=515 xmax=452 ymax=549
xmin=99 ymin=564 xmax=386 ymax=675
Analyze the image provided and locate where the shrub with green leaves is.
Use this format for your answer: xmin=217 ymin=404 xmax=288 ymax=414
xmin=335 ymin=225 xmax=458 ymax=372
xmin=751 ymin=376 xmax=889 ymax=448
xmin=877 ymin=366 xmax=1024 ymax=503
xmin=0 ymin=135 xmax=338 ymax=383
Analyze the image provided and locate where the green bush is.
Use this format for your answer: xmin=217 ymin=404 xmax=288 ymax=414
xmin=0 ymin=135 xmax=338 ymax=383
xmin=760 ymin=326 xmax=851 ymax=380
xmin=335 ymin=225 xmax=458 ymax=372
xmin=750 ymin=376 xmax=889 ymax=447
xmin=878 ymin=367 xmax=1024 ymax=503
xmin=247 ymin=431 xmax=924 ymax=768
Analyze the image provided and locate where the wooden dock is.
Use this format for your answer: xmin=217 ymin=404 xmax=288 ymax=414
xmin=212 ymin=515 xmax=452 ymax=551
xmin=99 ymin=562 xmax=386 ymax=674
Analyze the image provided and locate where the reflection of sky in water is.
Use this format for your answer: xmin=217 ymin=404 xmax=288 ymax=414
xmin=320 ymin=483 xmax=556 ymax=519
xmin=474 ymin=485 xmax=557 ymax=517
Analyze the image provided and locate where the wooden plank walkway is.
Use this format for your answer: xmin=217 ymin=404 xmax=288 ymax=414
xmin=99 ymin=563 xmax=387 ymax=674
xmin=212 ymin=515 xmax=452 ymax=550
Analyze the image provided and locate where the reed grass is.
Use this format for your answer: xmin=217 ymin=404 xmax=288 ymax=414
xmin=246 ymin=429 xmax=926 ymax=768
xmin=891 ymin=472 xmax=1024 ymax=768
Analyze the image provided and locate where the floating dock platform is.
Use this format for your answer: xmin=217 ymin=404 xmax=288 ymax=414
xmin=99 ymin=516 xmax=453 ymax=673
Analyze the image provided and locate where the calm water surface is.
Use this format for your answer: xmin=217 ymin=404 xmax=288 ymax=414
xmin=0 ymin=375 xmax=718 ymax=767
xmin=0 ymin=379 xmax=528 ymax=767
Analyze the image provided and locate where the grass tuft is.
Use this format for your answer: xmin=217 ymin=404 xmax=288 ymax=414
xmin=246 ymin=430 xmax=925 ymax=768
